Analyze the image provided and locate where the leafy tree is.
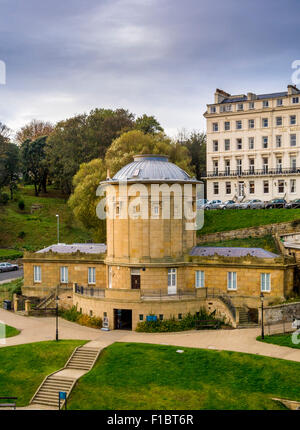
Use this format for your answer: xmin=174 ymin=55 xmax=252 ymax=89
xmin=1 ymin=143 xmax=20 ymax=199
xmin=176 ymin=129 xmax=206 ymax=179
xmin=15 ymin=119 xmax=54 ymax=145
xmin=135 ymin=114 xmax=163 ymax=134
xmin=68 ymin=159 xmax=107 ymax=242
xmin=105 ymin=130 xmax=193 ymax=177
xmin=47 ymin=108 xmax=135 ymax=194
xmin=21 ymin=136 xmax=49 ymax=196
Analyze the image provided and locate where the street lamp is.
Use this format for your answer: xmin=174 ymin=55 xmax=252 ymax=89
xmin=56 ymin=214 xmax=60 ymax=244
xmin=260 ymin=292 xmax=264 ymax=339
xmin=55 ymin=289 xmax=59 ymax=342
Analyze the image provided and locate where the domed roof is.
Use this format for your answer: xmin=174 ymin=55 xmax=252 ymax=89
xmin=111 ymin=154 xmax=198 ymax=182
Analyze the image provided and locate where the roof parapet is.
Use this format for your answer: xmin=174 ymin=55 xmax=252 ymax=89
xmin=287 ymin=84 xmax=299 ymax=95
xmin=214 ymin=88 xmax=230 ymax=104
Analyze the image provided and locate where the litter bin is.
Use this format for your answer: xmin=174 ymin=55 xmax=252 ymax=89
xmin=3 ymin=300 xmax=11 ymax=311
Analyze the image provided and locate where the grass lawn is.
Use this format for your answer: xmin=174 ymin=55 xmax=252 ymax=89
xmin=68 ymin=342 xmax=300 ymax=410
xmin=0 ymin=278 xmax=23 ymax=303
xmin=0 ymin=185 xmax=91 ymax=251
xmin=0 ymin=340 xmax=86 ymax=406
xmin=0 ymin=323 xmax=20 ymax=338
xmin=257 ymin=333 xmax=300 ymax=349
xmin=198 ymin=235 xmax=278 ymax=254
xmin=198 ymin=208 xmax=300 ymax=235
xmin=0 ymin=249 xmax=23 ymax=260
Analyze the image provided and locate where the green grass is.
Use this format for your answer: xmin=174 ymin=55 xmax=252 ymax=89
xmin=0 ymin=185 xmax=91 ymax=251
xmin=68 ymin=342 xmax=300 ymax=410
xmin=198 ymin=235 xmax=279 ymax=254
xmin=0 ymin=340 xmax=86 ymax=406
xmin=257 ymin=333 xmax=300 ymax=350
xmin=0 ymin=249 xmax=23 ymax=260
xmin=0 ymin=278 xmax=23 ymax=303
xmin=0 ymin=323 xmax=20 ymax=338
xmin=198 ymin=209 xmax=300 ymax=235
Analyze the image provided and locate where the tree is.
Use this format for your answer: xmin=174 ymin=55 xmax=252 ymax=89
xmin=21 ymin=136 xmax=49 ymax=196
xmin=1 ymin=143 xmax=20 ymax=199
xmin=105 ymin=130 xmax=193 ymax=177
xmin=46 ymin=108 xmax=135 ymax=194
xmin=135 ymin=114 xmax=164 ymax=134
xmin=0 ymin=122 xmax=13 ymax=192
xmin=176 ymin=129 xmax=206 ymax=179
xmin=15 ymin=119 xmax=54 ymax=145
xmin=68 ymin=159 xmax=107 ymax=242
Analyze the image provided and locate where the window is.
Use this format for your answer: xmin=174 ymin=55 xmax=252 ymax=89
xmin=290 ymin=134 xmax=297 ymax=147
xmin=168 ymin=268 xmax=176 ymax=287
xmin=90 ymin=310 xmax=93 ymax=317
xmin=277 ymin=99 xmax=283 ymax=106
xmin=276 ymin=135 xmax=282 ymax=148
xmin=224 ymin=121 xmax=230 ymax=131
xmin=213 ymin=182 xmax=219 ymax=194
xmin=195 ymin=270 xmax=205 ymax=288
xmin=139 ymin=314 xmax=143 ymax=321
xmin=276 ymin=116 xmax=282 ymax=126
xmin=60 ymin=266 xmax=68 ymax=283
xmin=290 ymin=179 xmax=296 ymax=193
xmin=263 ymin=180 xmax=269 ymax=194
xmin=263 ymin=157 xmax=268 ymax=173
xmin=248 ymin=119 xmax=255 ymax=129
xmin=213 ymin=140 xmax=218 ymax=151
xmin=227 ymin=272 xmax=237 ymax=290
xmin=212 ymin=122 xmax=218 ymax=132
xmin=249 ymin=181 xmax=255 ymax=194
xmin=249 ymin=101 xmax=255 ymax=109
xmin=226 ymin=181 xmax=231 ymax=194
xmin=178 ymin=314 xmax=182 ymax=320
xmin=290 ymin=156 xmax=297 ymax=171
xmin=34 ymin=265 xmax=41 ymax=282
xmin=224 ymin=139 xmax=230 ymax=151
xmin=261 ymin=273 xmax=271 ymax=292
xmin=237 ymin=103 xmax=244 ymax=111
xmin=236 ymin=120 xmax=242 ymax=130
xmin=225 ymin=104 xmax=232 ymax=112
xmin=213 ymin=160 xmax=218 ymax=175
xmin=278 ymin=180 xmax=284 ymax=193
xmin=236 ymin=159 xmax=242 ymax=175
xmin=248 ymin=137 xmax=254 ymax=149
xmin=159 ymin=314 xmax=163 ymax=321
xmin=262 ymin=136 xmax=268 ymax=148
xmin=88 ymin=267 xmax=96 ymax=284
xmin=236 ymin=138 xmax=242 ymax=150
xmin=263 ymin=100 xmax=269 ymax=108
xmin=225 ymin=159 xmax=230 ymax=174
xmin=210 ymin=106 xmax=216 ymax=113
xmin=152 ymin=203 xmax=159 ymax=217
xmin=292 ymin=96 xmax=299 ymax=104
xmin=249 ymin=158 xmax=255 ymax=173
xmin=276 ymin=158 xmax=282 ymax=173
xmin=262 ymin=118 xmax=268 ymax=127
xmin=290 ymin=115 xmax=296 ymax=125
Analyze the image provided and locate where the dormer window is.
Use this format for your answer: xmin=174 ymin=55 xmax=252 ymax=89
xmin=292 ymin=96 xmax=299 ymax=104
xmin=277 ymin=99 xmax=283 ymax=106
xmin=225 ymin=105 xmax=232 ymax=112
xmin=237 ymin=103 xmax=244 ymax=111
xmin=263 ymin=100 xmax=269 ymax=108
xmin=132 ymin=168 xmax=140 ymax=177
xmin=210 ymin=106 xmax=216 ymax=113
xmin=248 ymin=102 xmax=254 ymax=109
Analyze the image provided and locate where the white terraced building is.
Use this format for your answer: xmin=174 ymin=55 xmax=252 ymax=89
xmin=204 ymin=85 xmax=300 ymax=202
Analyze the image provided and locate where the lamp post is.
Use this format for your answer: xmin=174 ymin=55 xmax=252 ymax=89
xmin=260 ymin=292 xmax=264 ymax=340
xmin=55 ymin=291 xmax=59 ymax=342
xmin=56 ymin=214 xmax=59 ymax=244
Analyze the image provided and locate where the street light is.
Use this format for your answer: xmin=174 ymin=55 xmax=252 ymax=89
xmin=260 ymin=292 xmax=264 ymax=339
xmin=55 ymin=288 xmax=59 ymax=342
xmin=56 ymin=214 xmax=59 ymax=244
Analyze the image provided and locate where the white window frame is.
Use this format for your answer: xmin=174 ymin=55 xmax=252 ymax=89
xmin=290 ymin=115 xmax=296 ymax=125
xmin=261 ymin=273 xmax=271 ymax=292
xmin=168 ymin=268 xmax=177 ymax=295
xmin=34 ymin=265 xmax=41 ymax=283
xmin=277 ymin=99 xmax=283 ymax=106
xmin=195 ymin=270 xmax=205 ymax=288
xmin=276 ymin=135 xmax=282 ymax=148
xmin=290 ymin=134 xmax=297 ymax=147
xmin=212 ymin=122 xmax=218 ymax=132
xmin=263 ymin=100 xmax=269 ymax=108
xmin=236 ymin=120 xmax=242 ymax=130
xmin=262 ymin=118 xmax=268 ymax=128
xmin=290 ymin=179 xmax=296 ymax=193
xmin=224 ymin=139 xmax=230 ymax=151
xmin=227 ymin=272 xmax=237 ymax=290
xmin=224 ymin=121 xmax=230 ymax=131
xmin=60 ymin=266 xmax=68 ymax=284
xmin=213 ymin=182 xmax=219 ymax=195
xmin=248 ymin=119 xmax=255 ymax=129
xmin=276 ymin=116 xmax=282 ymax=126
xmin=292 ymin=96 xmax=299 ymax=104
xmin=88 ymin=267 xmax=96 ymax=284
xmin=248 ymin=137 xmax=254 ymax=149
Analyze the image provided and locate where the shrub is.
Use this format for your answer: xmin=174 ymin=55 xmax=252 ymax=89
xmin=18 ymin=231 xmax=26 ymax=239
xmin=0 ymin=193 xmax=9 ymax=204
xmin=12 ymin=279 xmax=23 ymax=296
xmin=18 ymin=200 xmax=25 ymax=210
xmin=59 ymin=306 xmax=102 ymax=328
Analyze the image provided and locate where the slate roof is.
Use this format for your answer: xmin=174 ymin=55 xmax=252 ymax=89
xmin=189 ymin=246 xmax=280 ymax=258
xmin=221 ymin=91 xmax=290 ymax=104
xmin=36 ymin=243 xmax=107 ymax=254
xmin=111 ymin=154 xmax=198 ymax=182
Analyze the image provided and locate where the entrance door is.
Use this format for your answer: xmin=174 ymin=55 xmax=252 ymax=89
xmin=114 ymin=309 xmax=132 ymax=330
xmin=238 ymin=181 xmax=244 ymax=198
xmin=168 ymin=268 xmax=177 ymax=295
xmin=131 ymin=269 xmax=140 ymax=289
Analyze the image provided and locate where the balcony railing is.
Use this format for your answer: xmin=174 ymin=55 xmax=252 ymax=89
xmin=141 ymin=289 xmax=197 ymax=301
xmin=204 ymin=167 xmax=300 ymax=178
xmin=74 ymin=285 xmax=105 ymax=297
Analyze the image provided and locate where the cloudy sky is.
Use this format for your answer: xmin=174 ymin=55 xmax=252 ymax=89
xmin=0 ymin=0 xmax=299 ymax=137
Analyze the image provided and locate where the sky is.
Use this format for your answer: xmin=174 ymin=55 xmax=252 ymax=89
xmin=0 ymin=0 xmax=300 ymax=137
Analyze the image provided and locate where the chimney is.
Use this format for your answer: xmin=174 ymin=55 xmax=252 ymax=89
xmin=214 ymin=88 xmax=230 ymax=104
xmin=106 ymin=169 xmax=111 ymax=180
xmin=247 ymin=92 xmax=257 ymax=100
xmin=288 ymin=84 xmax=299 ymax=95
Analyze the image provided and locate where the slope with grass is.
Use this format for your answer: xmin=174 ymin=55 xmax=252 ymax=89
xmin=0 ymin=323 xmax=20 ymax=338
xmin=0 ymin=186 xmax=91 ymax=251
xmin=198 ymin=235 xmax=279 ymax=254
xmin=68 ymin=342 xmax=300 ymax=410
xmin=0 ymin=278 xmax=23 ymax=304
xmin=198 ymin=208 xmax=300 ymax=235
xmin=257 ymin=333 xmax=300 ymax=349
xmin=0 ymin=340 xmax=86 ymax=406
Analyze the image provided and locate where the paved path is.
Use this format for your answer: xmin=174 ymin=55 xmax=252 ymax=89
xmin=0 ymin=269 xmax=23 ymax=284
xmin=0 ymin=308 xmax=299 ymax=363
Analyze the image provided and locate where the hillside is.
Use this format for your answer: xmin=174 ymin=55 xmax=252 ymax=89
xmin=0 ymin=186 xmax=91 ymax=254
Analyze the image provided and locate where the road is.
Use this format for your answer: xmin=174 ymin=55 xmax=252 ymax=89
xmin=0 ymin=268 xmax=23 ymax=283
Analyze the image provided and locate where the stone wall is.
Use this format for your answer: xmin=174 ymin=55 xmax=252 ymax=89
xmin=263 ymin=301 xmax=300 ymax=324
xmin=197 ymin=219 xmax=300 ymax=244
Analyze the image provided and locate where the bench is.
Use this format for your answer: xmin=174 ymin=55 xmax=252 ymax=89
xmin=195 ymin=320 xmax=221 ymax=330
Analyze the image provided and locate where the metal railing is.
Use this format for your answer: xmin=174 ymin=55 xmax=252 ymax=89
xmin=141 ymin=289 xmax=197 ymax=300
xmin=74 ymin=285 xmax=105 ymax=298
xmin=203 ymin=167 xmax=300 ymax=178
xmin=196 ymin=288 xmax=236 ymax=320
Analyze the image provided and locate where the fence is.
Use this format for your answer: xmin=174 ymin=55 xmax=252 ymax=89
xmin=141 ymin=289 xmax=197 ymax=300
xmin=74 ymin=285 xmax=105 ymax=298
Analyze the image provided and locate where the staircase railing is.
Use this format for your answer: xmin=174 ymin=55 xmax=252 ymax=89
xmin=36 ymin=292 xmax=55 ymax=309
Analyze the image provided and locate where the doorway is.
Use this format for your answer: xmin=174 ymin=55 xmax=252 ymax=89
xmin=131 ymin=268 xmax=141 ymax=289
xmin=114 ymin=309 xmax=132 ymax=330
